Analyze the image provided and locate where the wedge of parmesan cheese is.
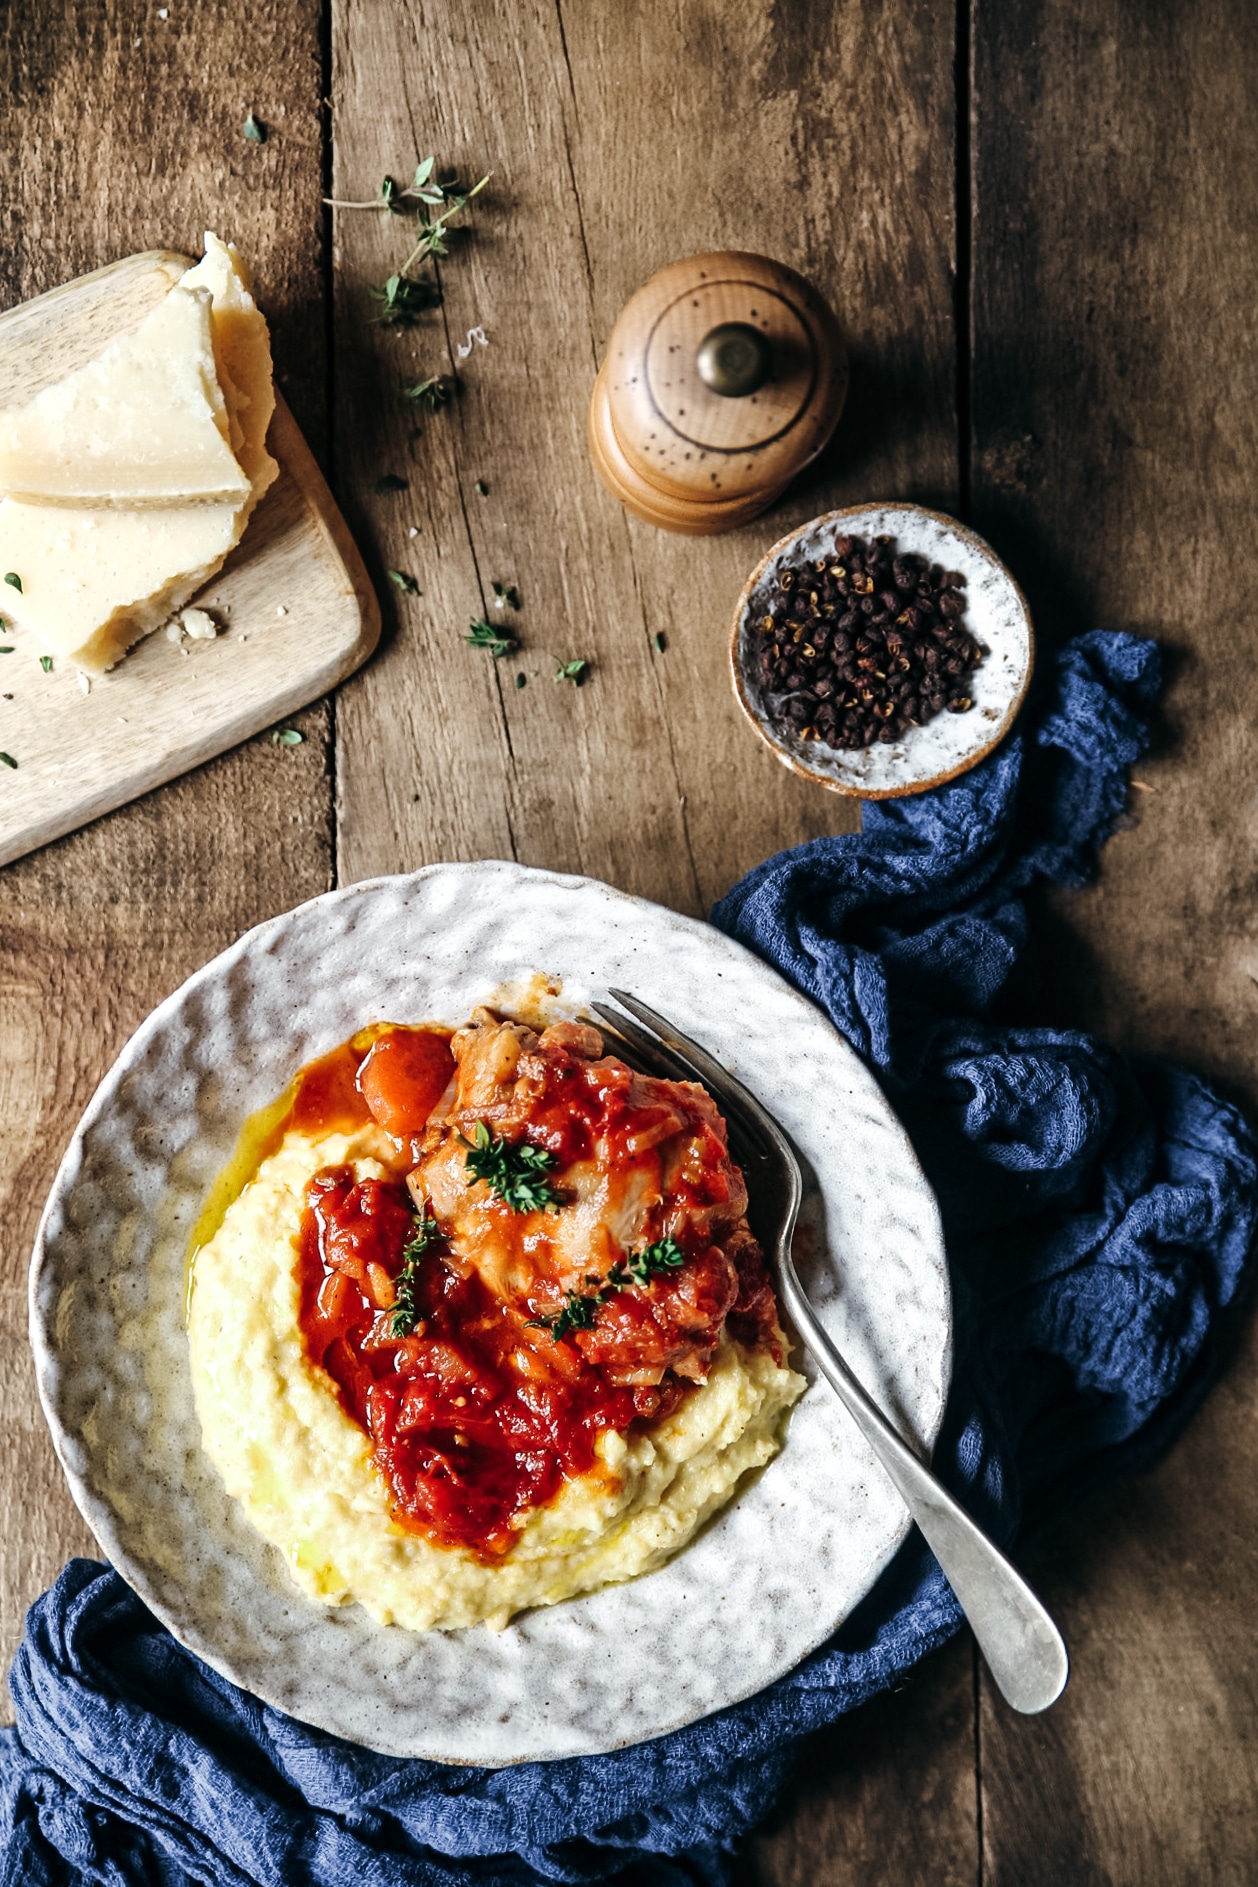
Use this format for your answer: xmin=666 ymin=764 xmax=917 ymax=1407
xmin=0 ymin=501 xmax=242 ymax=672
xmin=0 ymin=285 xmax=252 ymax=509
xmin=0 ymin=233 xmax=278 ymax=671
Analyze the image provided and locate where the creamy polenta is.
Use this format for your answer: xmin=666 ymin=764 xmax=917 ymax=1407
xmin=188 ymin=1121 xmax=805 ymax=1632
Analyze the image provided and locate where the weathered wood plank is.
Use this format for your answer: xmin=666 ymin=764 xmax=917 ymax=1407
xmin=735 ymin=1635 xmax=979 ymax=1887
xmin=332 ymin=0 xmax=959 ymax=912
xmin=558 ymin=0 xmax=961 ymax=912
xmin=0 ymin=0 xmax=330 ymax=1709
xmin=332 ymin=0 xmax=701 ymax=905
xmin=980 ymin=1322 xmax=1258 ymax=1885
xmin=971 ymin=1 xmax=1258 ymax=1876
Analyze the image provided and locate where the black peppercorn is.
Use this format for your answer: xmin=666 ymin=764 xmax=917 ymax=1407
xmin=752 ymin=535 xmax=981 ymax=751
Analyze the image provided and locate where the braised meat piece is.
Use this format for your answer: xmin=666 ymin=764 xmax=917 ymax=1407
xmin=409 ymin=1012 xmax=776 ymax=1387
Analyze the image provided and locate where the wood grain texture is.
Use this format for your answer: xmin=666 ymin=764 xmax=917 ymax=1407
xmin=979 ymin=1315 xmax=1258 ymax=1886
xmin=0 ymin=0 xmax=332 ymax=1711
xmin=331 ymin=0 xmax=958 ymax=912
xmin=734 ymin=1634 xmax=979 ymax=1887
xmin=971 ymin=0 xmax=1258 ymax=1879
xmin=0 ymin=255 xmax=377 ymax=868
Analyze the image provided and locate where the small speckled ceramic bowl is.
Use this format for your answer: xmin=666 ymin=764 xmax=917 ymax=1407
xmin=730 ymin=502 xmax=1034 ymax=799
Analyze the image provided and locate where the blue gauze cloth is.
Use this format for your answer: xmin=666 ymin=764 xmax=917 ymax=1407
xmin=3 ymin=631 xmax=1255 ymax=1887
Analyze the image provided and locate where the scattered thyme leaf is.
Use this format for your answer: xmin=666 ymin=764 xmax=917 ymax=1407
xmin=526 ymin=1289 xmax=601 ymax=1343
xmin=39 ymin=655 xmax=52 ymax=671
xmin=370 ymin=274 xmax=442 ymax=326
xmin=375 ymin=473 xmax=409 ymax=494
xmin=555 ymin=658 xmax=590 ymax=686
xmin=402 ymin=373 xmax=456 ymax=411
xmin=462 ymin=1120 xmax=559 ymax=1213
xmin=389 ymin=570 xmax=421 ymax=594
xmin=389 ymin=1209 xmax=440 ymax=1337
xmin=464 ymin=617 xmax=516 ymax=658
xmin=474 ymin=478 xmax=489 ymax=497
xmin=4 ymin=573 xmax=22 ymax=592
xmin=515 ymin=672 xmax=527 ymax=689
xmin=491 ymin=582 xmax=520 ymax=610
xmin=379 ymin=174 xmax=416 ymax=216
xmin=0 ymin=646 xmax=15 ymax=654
xmin=625 ymin=1235 xmax=687 ymax=1284
xmin=526 ymin=1236 xmax=689 ymax=1341
xmin=242 ymin=113 xmax=266 ymax=143
xmin=0 ymin=752 xmax=16 ymax=769
xmin=271 ymin=727 xmax=303 ymax=746
xmin=652 ymin=631 xmax=667 ymax=653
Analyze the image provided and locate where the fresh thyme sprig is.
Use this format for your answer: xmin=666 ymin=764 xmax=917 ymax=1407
xmin=462 ymin=1120 xmax=559 ymax=1213
xmin=327 ymin=157 xmax=490 ymax=330
xmin=609 ymin=1236 xmax=688 ymax=1289
xmin=390 ymin=1209 xmax=440 ymax=1338
xmin=529 ymin=1289 xmax=602 ymax=1344
xmin=526 ymin=1236 xmax=688 ymax=1342
xmin=464 ymin=618 xmax=517 ymax=658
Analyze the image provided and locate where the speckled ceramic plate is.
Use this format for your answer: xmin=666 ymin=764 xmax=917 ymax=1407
xmin=730 ymin=502 xmax=1034 ymax=798
xmin=30 ymin=862 xmax=949 ymax=1765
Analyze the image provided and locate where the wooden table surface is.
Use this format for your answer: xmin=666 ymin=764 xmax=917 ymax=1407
xmin=2 ymin=2 xmax=1256 ymax=1879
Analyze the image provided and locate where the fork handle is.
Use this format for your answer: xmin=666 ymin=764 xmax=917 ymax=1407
xmin=778 ymin=1264 xmax=1069 ymax=1715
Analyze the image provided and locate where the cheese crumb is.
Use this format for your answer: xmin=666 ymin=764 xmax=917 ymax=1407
xmin=276 ymin=604 xmax=288 ymax=617
xmin=180 ymin=607 xmax=219 ymax=640
xmin=77 ymin=673 xmax=91 ymax=694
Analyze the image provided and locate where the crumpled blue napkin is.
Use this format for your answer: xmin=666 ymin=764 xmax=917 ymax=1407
xmin=3 ymin=632 xmax=1254 ymax=1887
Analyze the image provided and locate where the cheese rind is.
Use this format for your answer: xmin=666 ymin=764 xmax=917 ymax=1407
xmin=179 ymin=235 xmax=278 ymax=514
xmin=0 ymin=500 xmax=242 ymax=672
xmin=0 ymin=286 xmax=253 ymax=509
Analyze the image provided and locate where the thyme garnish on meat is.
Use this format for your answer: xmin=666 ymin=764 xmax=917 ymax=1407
xmin=462 ymin=1121 xmax=560 ymax=1213
xmin=390 ymin=1209 xmax=440 ymax=1338
xmin=608 ymin=1236 xmax=687 ymax=1288
xmin=526 ymin=1236 xmax=688 ymax=1342
xmin=528 ymin=1289 xmax=602 ymax=1344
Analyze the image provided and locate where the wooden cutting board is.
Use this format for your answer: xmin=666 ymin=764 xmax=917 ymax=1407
xmin=0 ymin=251 xmax=379 ymax=868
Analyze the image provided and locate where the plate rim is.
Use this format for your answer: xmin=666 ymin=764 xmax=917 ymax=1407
xmin=28 ymin=859 xmax=951 ymax=1762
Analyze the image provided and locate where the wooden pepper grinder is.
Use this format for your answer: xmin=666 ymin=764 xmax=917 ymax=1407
xmin=589 ymin=251 xmax=847 ymax=535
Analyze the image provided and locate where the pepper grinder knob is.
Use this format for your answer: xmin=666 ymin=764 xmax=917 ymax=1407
xmin=696 ymin=323 xmax=772 ymax=398
xmin=589 ymin=250 xmax=847 ymax=536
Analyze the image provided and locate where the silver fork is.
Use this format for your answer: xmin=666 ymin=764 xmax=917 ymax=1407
xmin=592 ymin=988 xmax=1070 ymax=1716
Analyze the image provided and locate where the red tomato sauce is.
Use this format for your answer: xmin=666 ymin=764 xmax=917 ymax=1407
xmin=295 ymin=1167 xmax=672 ymax=1557
xmin=288 ymin=1022 xmax=733 ymax=1560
